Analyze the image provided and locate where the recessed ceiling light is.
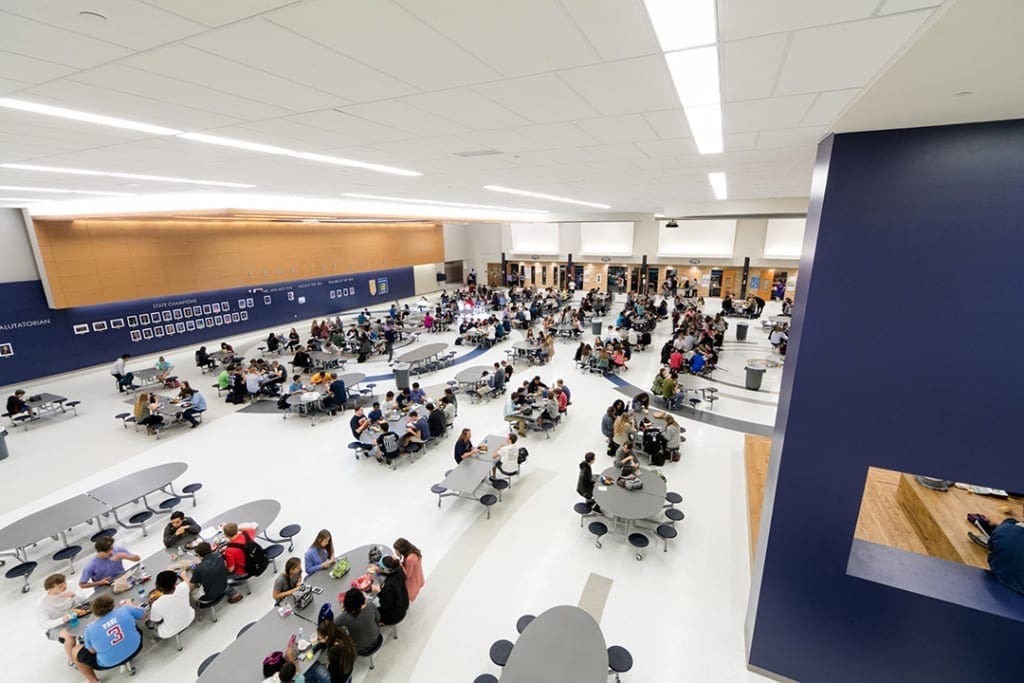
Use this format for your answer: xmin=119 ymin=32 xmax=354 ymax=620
xmin=954 ymin=90 xmax=973 ymax=97
xmin=343 ymin=192 xmax=548 ymax=214
xmin=0 ymin=98 xmax=182 ymax=136
xmin=708 ymin=172 xmax=727 ymax=200
xmin=0 ymin=185 xmax=133 ymax=196
xmin=483 ymin=185 xmax=611 ymax=209
xmin=643 ymin=0 xmax=717 ymax=51
xmin=79 ymin=10 xmax=107 ymax=21
xmin=1 ymin=163 xmax=255 ymax=188
xmin=177 ymin=133 xmax=422 ymax=177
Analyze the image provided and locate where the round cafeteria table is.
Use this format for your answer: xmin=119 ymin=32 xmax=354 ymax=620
xmin=338 ymin=372 xmax=366 ymax=388
xmin=499 ymin=605 xmax=607 ymax=682
xmin=455 ymin=366 xmax=491 ymax=384
xmin=593 ymin=467 xmax=667 ymax=521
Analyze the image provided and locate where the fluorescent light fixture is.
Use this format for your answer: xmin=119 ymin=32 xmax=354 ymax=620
xmin=1 ymin=163 xmax=254 ymax=188
xmin=644 ymin=0 xmax=717 ymax=51
xmin=0 ymin=97 xmax=183 ymax=136
xmin=343 ymin=192 xmax=548 ymax=214
xmin=0 ymin=185 xmax=133 ymax=196
xmin=484 ymin=185 xmax=611 ymax=209
xmin=178 ymin=133 xmax=421 ymax=177
xmin=684 ymin=104 xmax=723 ymax=154
xmin=0 ymin=197 xmax=42 ymax=202
xmin=708 ymin=172 xmax=727 ymax=199
xmin=661 ymin=43 xmax=723 ymax=156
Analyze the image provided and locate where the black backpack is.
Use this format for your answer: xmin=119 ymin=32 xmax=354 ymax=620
xmin=228 ymin=531 xmax=269 ymax=577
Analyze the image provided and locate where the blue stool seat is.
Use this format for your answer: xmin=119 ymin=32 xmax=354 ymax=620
xmin=516 ymin=614 xmax=535 ymax=634
xmin=588 ymin=520 xmax=608 ymax=548
xmin=129 ymin=511 xmax=153 ymax=524
xmin=53 ymin=545 xmax=82 ymax=574
xmin=473 ymin=675 xmax=498 ymax=683
xmin=65 ymin=400 xmax=81 ymax=414
xmin=196 ymin=652 xmax=219 ymax=676
xmin=656 ymin=524 xmax=677 ymax=551
xmin=279 ymin=524 xmax=301 ymax=551
xmin=430 ymin=484 xmax=447 ymax=495
xmin=479 ymin=493 xmax=498 ymax=518
xmin=182 ymin=482 xmax=203 ymax=494
xmin=264 ymin=543 xmax=284 ymax=571
xmin=90 ymin=528 xmax=117 ymax=542
xmin=489 ymin=478 xmax=509 ymax=501
xmin=158 ymin=496 xmax=182 ymax=511
xmin=665 ymin=508 xmax=685 ymax=523
xmin=489 ymin=639 xmax=514 ymax=667
xmin=628 ymin=533 xmax=649 ymax=561
xmin=574 ymin=502 xmax=593 ymax=526
xmin=665 ymin=491 xmax=683 ymax=505
xmin=5 ymin=560 xmax=37 ymax=592
xmin=608 ymin=645 xmax=633 ymax=680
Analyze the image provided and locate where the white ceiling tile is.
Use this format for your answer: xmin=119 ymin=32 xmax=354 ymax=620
xmin=186 ymin=20 xmax=416 ymax=103
xmin=558 ymin=0 xmax=660 ymax=61
xmin=455 ymin=129 xmax=547 ymax=154
xmin=559 ymin=56 xmax=679 ymax=115
xmin=284 ymin=111 xmax=412 ymax=146
xmin=584 ymin=143 xmax=647 ymax=161
xmin=399 ymin=88 xmax=529 ymax=130
xmin=0 ymin=77 xmax=30 ymax=96
xmin=724 ymin=132 xmax=760 ymax=151
xmin=755 ymin=126 xmax=828 ymax=149
xmin=0 ymin=11 xmax=130 ymax=68
xmin=338 ymin=100 xmax=469 ymax=137
xmin=0 ymin=51 xmax=76 ymax=84
xmin=879 ymin=0 xmax=942 ymax=14
xmin=718 ymin=0 xmax=880 ymax=41
xmin=363 ymin=139 xmax=452 ymax=161
xmin=2 ymin=0 xmax=205 ymax=50
xmin=269 ymin=0 xmax=499 ymax=91
xmin=71 ymin=64 xmax=288 ymax=121
xmin=800 ymin=89 xmax=860 ymax=126
xmin=397 ymin=0 xmax=599 ymax=77
xmin=474 ymin=74 xmax=600 ymax=123
xmin=122 ymin=44 xmax=345 ymax=112
xmin=722 ymin=34 xmax=790 ymax=102
xmin=537 ymin=147 xmax=598 ymax=164
xmin=775 ymin=12 xmax=932 ymax=95
xmin=636 ymin=138 xmax=697 ymax=157
xmin=723 ymin=95 xmax=817 ymax=133
xmin=576 ymin=115 xmax=659 ymax=144
xmin=643 ymin=110 xmax=691 ymax=140
xmin=515 ymin=123 xmax=598 ymax=148
xmin=137 ymin=0 xmax=298 ymax=28
xmin=23 ymin=79 xmax=241 ymax=130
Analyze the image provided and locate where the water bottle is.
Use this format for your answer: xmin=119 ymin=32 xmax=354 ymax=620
xmin=68 ymin=613 xmax=79 ymax=629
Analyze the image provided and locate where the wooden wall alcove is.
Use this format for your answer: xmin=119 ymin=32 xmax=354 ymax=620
xmin=31 ymin=217 xmax=444 ymax=308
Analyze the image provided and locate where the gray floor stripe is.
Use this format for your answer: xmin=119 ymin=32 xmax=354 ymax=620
xmin=363 ymin=468 xmax=558 ymax=682
xmin=612 ymin=385 xmax=773 ymax=437
xmin=578 ymin=573 xmax=614 ymax=623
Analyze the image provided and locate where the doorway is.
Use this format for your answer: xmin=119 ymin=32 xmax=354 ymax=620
xmin=771 ymin=271 xmax=788 ymax=300
xmin=709 ymin=269 xmax=723 ymax=298
xmin=607 ymin=266 xmax=628 ymax=294
xmin=573 ymin=265 xmax=584 ymax=290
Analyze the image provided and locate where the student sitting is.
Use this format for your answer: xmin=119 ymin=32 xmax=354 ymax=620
xmin=148 ymin=570 xmax=194 ymax=642
xmin=195 ymin=346 xmax=216 ymax=371
xmin=304 ymin=529 xmax=336 ymax=576
xmin=334 ymin=589 xmax=381 ymax=656
xmin=36 ymin=573 xmax=90 ymax=669
xmin=272 ymin=557 xmax=304 ymax=604
xmin=72 ymin=595 xmax=144 ymax=682
xmin=400 ymin=410 xmax=429 ymax=450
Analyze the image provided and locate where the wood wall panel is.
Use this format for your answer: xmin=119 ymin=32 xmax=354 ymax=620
xmin=32 ymin=218 xmax=444 ymax=308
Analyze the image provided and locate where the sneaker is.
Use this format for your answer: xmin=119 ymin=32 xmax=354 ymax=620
xmin=967 ymin=532 xmax=991 ymax=550
xmin=228 ymin=593 xmax=244 ymax=604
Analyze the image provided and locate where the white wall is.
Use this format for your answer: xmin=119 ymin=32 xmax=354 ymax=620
xmin=442 ymin=222 xmax=470 ymax=261
xmin=0 ymin=208 xmax=40 ymax=283
xmin=413 ymin=263 xmax=439 ymax=295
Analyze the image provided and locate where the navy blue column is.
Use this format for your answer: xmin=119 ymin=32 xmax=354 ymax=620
xmin=748 ymin=120 xmax=1024 ymax=682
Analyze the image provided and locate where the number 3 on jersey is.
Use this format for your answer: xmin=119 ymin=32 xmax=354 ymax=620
xmin=106 ymin=624 xmax=125 ymax=645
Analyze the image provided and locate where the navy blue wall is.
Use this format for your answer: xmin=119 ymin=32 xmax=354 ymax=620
xmin=0 ymin=266 xmax=414 ymax=387
xmin=748 ymin=120 xmax=1024 ymax=681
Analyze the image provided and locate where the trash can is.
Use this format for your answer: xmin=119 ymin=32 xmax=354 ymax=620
xmin=0 ymin=427 xmax=8 ymax=461
xmin=736 ymin=323 xmax=749 ymax=341
xmin=393 ymin=363 xmax=412 ymax=390
xmin=744 ymin=364 xmax=766 ymax=391
xmin=591 ymin=320 xmax=602 ymax=336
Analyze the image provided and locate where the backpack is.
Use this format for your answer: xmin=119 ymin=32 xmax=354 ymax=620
xmin=330 ymin=557 xmax=350 ymax=579
xmin=318 ymin=602 xmax=334 ymax=624
xmin=262 ymin=651 xmax=284 ymax=678
xmin=517 ymin=447 xmax=529 ymax=465
xmin=228 ymin=531 xmax=269 ymax=577
xmin=293 ymin=584 xmax=314 ymax=609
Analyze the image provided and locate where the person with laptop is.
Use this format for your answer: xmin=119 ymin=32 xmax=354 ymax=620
xmin=71 ymin=594 xmax=145 ymax=682
xmin=78 ymin=537 xmax=141 ymax=589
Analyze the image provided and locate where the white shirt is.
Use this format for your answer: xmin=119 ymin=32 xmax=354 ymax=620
xmin=495 ymin=444 xmax=519 ymax=471
xmin=150 ymin=583 xmax=195 ymax=638
xmin=770 ymin=330 xmax=789 ymax=345
xmin=111 ymin=357 xmax=126 ymax=376
xmin=36 ymin=587 xmax=87 ymax=633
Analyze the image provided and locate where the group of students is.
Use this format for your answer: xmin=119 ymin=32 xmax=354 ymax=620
xmin=131 ymin=381 xmax=208 ymax=433
xmin=267 ymin=534 xmax=425 ymax=682
xmin=601 ymin=395 xmax=682 ymax=462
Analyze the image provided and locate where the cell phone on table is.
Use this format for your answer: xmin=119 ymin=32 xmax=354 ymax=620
xmin=311 ymin=586 xmax=324 ymax=594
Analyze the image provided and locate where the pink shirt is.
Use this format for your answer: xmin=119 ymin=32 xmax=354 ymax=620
xmin=402 ymin=553 xmax=425 ymax=601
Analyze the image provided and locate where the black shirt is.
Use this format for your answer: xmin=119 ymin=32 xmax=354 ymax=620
xmin=190 ymin=553 xmax=228 ymax=600
xmin=427 ymin=410 xmax=446 ymax=438
xmin=6 ymin=395 xmax=26 ymax=415
xmin=377 ymin=569 xmax=409 ymax=625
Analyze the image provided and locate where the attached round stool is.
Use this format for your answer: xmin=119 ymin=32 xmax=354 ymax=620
xmin=158 ymin=496 xmax=182 ymax=512
xmin=489 ymin=639 xmax=514 ymax=667
xmin=196 ymin=652 xmax=219 ymax=676
xmin=114 ymin=412 xmax=130 ymax=427
xmin=687 ymin=397 xmax=701 ymax=411
xmin=479 ymin=493 xmax=498 ymax=519
xmin=360 ymin=633 xmax=384 ymax=669
xmin=278 ymin=524 xmax=301 ymax=551
xmin=444 ymin=469 xmax=453 ymax=477
xmin=607 ymin=645 xmax=634 ymax=682
xmin=128 ymin=510 xmax=154 ymax=536
xmin=574 ymin=502 xmax=593 ymax=526
xmin=264 ymin=544 xmax=285 ymax=573
xmin=65 ymin=400 xmax=81 ymax=414
xmin=665 ymin=508 xmax=685 ymax=524
xmin=5 ymin=560 xmax=37 ymax=592
xmin=349 ymin=441 xmax=370 ymax=460
xmin=588 ymin=520 xmax=609 ymax=548
xmin=655 ymin=524 xmax=678 ymax=552
xmin=473 ymin=675 xmax=498 ymax=683
xmin=431 ymin=484 xmax=447 ymax=507
xmin=90 ymin=528 xmax=117 ymax=543
xmin=489 ymin=478 xmax=509 ymax=501
xmin=628 ymin=532 xmax=649 ymax=561
xmin=53 ymin=545 xmax=82 ymax=574
xmin=665 ymin=491 xmax=683 ymax=507
xmin=516 ymin=614 xmax=535 ymax=634
xmin=182 ymin=482 xmax=203 ymax=507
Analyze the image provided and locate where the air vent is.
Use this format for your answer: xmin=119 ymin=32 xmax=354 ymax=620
xmin=453 ymin=148 xmax=502 ymax=158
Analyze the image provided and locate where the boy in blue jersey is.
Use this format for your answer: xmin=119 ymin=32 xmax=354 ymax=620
xmin=73 ymin=594 xmax=144 ymax=681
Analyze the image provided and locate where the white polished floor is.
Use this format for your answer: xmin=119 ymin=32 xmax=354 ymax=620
xmin=0 ymin=292 xmax=781 ymax=682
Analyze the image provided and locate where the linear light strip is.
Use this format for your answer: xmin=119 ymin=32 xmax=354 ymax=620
xmin=1 ymin=163 xmax=254 ymax=188
xmin=708 ymin=172 xmax=727 ymax=199
xmin=343 ymin=192 xmax=548 ymax=214
xmin=483 ymin=185 xmax=611 ymax=209
xmin=0 ymin=185 xmax=134 ymax=196
xmin=0 ymin=97 xmax=183 ymax=136
xmin=643 ymin=0 xmax=717 ymax=51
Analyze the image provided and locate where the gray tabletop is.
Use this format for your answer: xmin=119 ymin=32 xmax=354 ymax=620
xmin=26 ymin=392 xmax=67 ymax=405
xmin=395 ymin=342 xmax=448 ymax=364
xmin=593 ymin=467 xmax=667 ymax=521
xmin=0 ymin=494 xmax=109 ymax=555
xmin=500 ymin=605 xmax=607 ymax=683
xmin=87 ymin=462 xmax=189 ymax=509
xmin=337 ymin=372 xmax=366 ymax=387
xmin=441 ymin=434 xmax=505 ymax=494
xmin=202 ymin=499 xmax=283 ymax=534
xmin=512 ymin=341 xmax=542 ymax=351
xmin=197 ymin=543 xmax=387 ymax=682
xmin=455 ymin=366 xmax=491 ymax=384
xmin=132 ymin=367 xmax=164 ymax=382
xmin=360 ymin=408 xmax=418 ymax=445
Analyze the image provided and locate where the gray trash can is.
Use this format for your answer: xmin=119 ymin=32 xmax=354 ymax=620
xmin=736 ymin=323 xmax=749 ymax=341
xmin=393 ymin=362 xmax=412 ymax=390
xmin=0 ymin=427 xmax=8 ymax=460
xmin=744 ymin=364 xmax=766 ymax=391
xmin=591 ymin=320 xmax=602 ymax=336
